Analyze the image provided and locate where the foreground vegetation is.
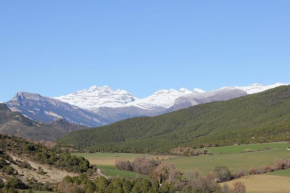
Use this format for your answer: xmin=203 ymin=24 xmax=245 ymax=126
xmin=56 ymin=169 xmax=245 ymax=193
xmin=58 ymin=86 xmax=290 ymax=153
xmin=0 ymin=134 xmax=95 ymax=192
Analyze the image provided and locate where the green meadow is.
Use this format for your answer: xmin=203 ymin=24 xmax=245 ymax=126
xmin=97 ymin=165 xmax=149 ymax=179
xmin=166 ymin=142 xmax=290 ymax=174
xmin=270 ymin=169 xmax=290 ymax=177
xmin=208 ymin=142 xmax=290 ymax=154
xmin=74 ymin=142 xmax=290 ymax=176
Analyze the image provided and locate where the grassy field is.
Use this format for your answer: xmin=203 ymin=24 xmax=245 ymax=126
xmin=222 ymin=174 xmax=290 ymax=193
xmin=73 ymin=143 xmax=290 ymax=192
xmin=270 ymin=169 xmax=290 ymax=177
xmin=72 ymin=153 xmax=173 ymax=165
xmin=73 ymin=143 xmax=290 ymax=176
xmin=166 ymin=142 xmax=290 ymax=174
xmin=97 ymin=165 xmax=148 ymax=179
xmin=208 ymin=142 xmax=290 ymax=154
xmin=72 ymin=153 xmax=173 ymax=178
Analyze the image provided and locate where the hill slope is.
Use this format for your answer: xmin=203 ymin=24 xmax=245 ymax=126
xmin=58 ymin=86 xmax=290 ymax=153
xmin=0 ymin=103 xmax=86 ymax=141
xmin=0 ymin=133 xmax=96 ymax=192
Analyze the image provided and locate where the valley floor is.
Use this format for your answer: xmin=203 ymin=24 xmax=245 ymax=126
xmin=74 ymin=142 xmax=290 ymax=192
xmin=165 ymin=142 xmax=290 ymax=174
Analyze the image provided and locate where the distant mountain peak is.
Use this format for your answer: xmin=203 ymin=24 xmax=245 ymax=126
xmin=55 ymin=85 xmax=138 ymax=110
xmin=233 ymin=83 xmax=288 ymax=94
xmin=6 ymin=92 xmax=108 ymax=127
xmin=250 ymin=83 xmax=263 ymax=86
xmin=126 ymin=87 xmax=204 ymax=110
xmin=12 ymin=92 xmax=42 ymax=102
xmin=192 ymin=88 xmax=205 ymax=93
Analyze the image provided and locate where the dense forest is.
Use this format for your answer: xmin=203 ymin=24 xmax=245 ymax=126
xmin=58 ymin=86 xmax=290 ymax=153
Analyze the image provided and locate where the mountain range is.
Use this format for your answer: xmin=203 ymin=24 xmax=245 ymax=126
xmin=58 ymin=85 xmax=290 ymax=153
xmin=55 ymin=83 xmax=286 ymax=111
xmin=4 ymin=83 xmax=287 ymax=129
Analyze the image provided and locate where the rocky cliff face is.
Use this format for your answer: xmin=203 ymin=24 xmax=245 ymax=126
xmin=6 ymin=92 xmax=108 ymax=127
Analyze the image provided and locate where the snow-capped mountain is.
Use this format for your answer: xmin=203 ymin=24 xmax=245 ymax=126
xmin=169 ymin=88 xmax=247 ymax=112
xmin=3 ymin=83 xmax=287 ymax=129
xmin=126 ymin=88 xmax=205 ymax=110
xmin=55 ymin=85 xmax=138 ymax=111
xmin=55 ymin=83 xmax=287 ymax=112
xmin=226 ymin=83 xmax=288 ymax=94
xmin=55 ymin=86 xmax=204 ymax=111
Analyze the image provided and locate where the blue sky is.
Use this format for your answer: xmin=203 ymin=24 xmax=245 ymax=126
xmin=1 ymin=1 xmax=290 ymax=102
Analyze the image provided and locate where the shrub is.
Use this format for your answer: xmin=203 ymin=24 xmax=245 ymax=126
xmin=115 ymin=157 xmax=160 ymax=175
xmin=151 ymin=163 xmax=181 ymax=184
xmin=233 ymin=170 xmax=247 ymax=179
xmin=20 ymin=161 xmax=31 ymax=169
xmin=37 ymin=167 xmax=46 ymax=175
xmin=131 ymin=157 xmax=161 ymax=175
xmin=6 ymin=177 xmax=27 ymax=189
xmin=0 ymin=178 xmax=4 ymax=188
xmin=249 ymin=168 xmax=257 ymax=175
xmin=214 ymin=166 xmax=231 ymax=182
xmin=2 ymin=166 xmax=16 ymax=175
xmin=115 ymin=160 xmax=132 ymax=171
xmin=0 ymin=158 xmax=7 ymax=168
xmin=231 ymin=181 xmax=246 ymax=193
xmin=185 ymin=171 xmax=220 ymax=193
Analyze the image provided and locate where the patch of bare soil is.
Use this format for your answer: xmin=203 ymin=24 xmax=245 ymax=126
xmin=9 ymin=154 xmax=77 ymax=184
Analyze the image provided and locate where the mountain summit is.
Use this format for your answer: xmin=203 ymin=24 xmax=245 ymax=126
xmin=55 ymin=85 xmax=138 ymax=111
xmin=126 ymin=88 xmax=205 ymax=110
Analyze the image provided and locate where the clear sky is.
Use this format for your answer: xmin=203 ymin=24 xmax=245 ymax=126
xmin=1 ymin=1 xmax=290 ymax=102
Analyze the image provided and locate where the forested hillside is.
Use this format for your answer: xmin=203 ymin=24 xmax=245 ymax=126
xmin=58 ymin=86 xmax=290 ymax=153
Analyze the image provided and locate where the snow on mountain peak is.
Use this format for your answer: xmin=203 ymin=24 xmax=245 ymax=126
xmin=55 ymin=85 xmax=138 ymax=110
xmin=234 ymin=83 xmax=287 ymax=94
xmin=219 ymin=83 xmax=287 ymax=94
xmin=126 ymin=87 xmax=204 ymax=110
xmin=250 ymin=83 xmax=263 ymax=86
xmin=54 ymin=83 xmax=287 ymax=111
xmin=193 ymin=88 xmax=205 ymax=93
